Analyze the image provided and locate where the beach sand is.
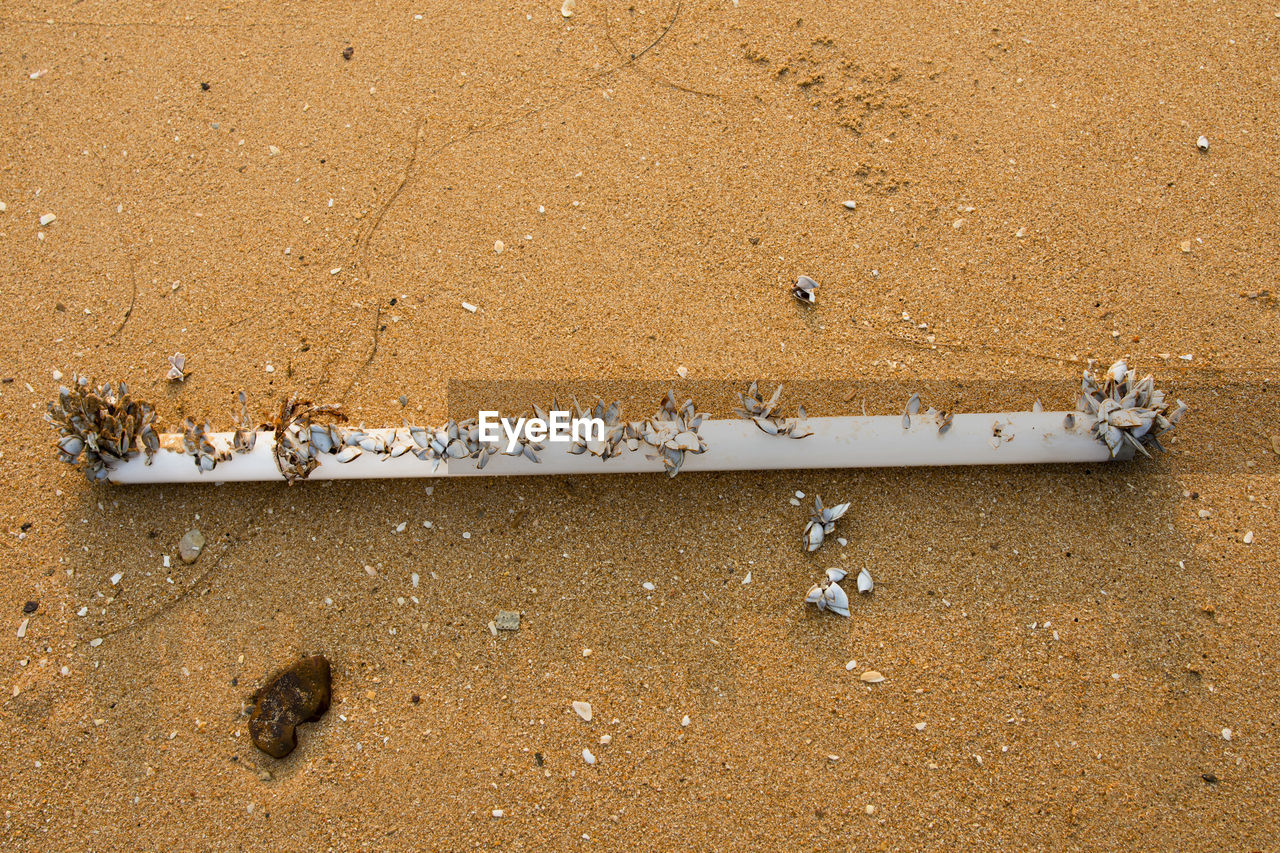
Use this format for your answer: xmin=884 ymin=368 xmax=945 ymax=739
xmin=1 ymin=0 xmax=1277 ymax=848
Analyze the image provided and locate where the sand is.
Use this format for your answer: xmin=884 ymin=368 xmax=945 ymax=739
xmin=1 ymin=0 xmax=1278 ymax=848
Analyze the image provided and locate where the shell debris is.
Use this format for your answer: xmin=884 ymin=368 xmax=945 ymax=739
xmin=860 ymin=670 xmax=885 ymax=683
xmin=572 ymin=701 xmax=593 ymax=722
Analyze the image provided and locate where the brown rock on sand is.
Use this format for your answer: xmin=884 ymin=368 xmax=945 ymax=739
xmin=248 ymin=656 xmax=332 ymax=758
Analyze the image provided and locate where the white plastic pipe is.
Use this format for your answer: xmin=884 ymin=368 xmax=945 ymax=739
xmin=105 ymin=411 xmax=1117 ymax=484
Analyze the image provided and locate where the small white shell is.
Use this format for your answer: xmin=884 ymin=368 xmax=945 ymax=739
xmin=334 ymin=446 xmax=362 ymax=463
xmin=856 ymin=568 xmax=873 ymax=594
xmin=826 ymin=567 xmax=847 ymax=583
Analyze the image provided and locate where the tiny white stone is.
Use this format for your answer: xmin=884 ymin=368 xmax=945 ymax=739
xmin=1197 ymin=135 xmax=1209 ymax=152
xmin=1243 ymin=531 xmax=1254 ymax=545
xmin=642 ymin=581 xmax=655 ymax=591
xmin=561 ymin=0 xmax=576 ymax=16
xmin=845 ymin=660 xmax=857 ymax=671
xmin=915 ymin=722 xmax=926 ymax=730
xmin=163 ymin=555 xmax=170 ymax=568
xmin=572 ymin=701 xmax=593 ymax=722
xmin=841 ymin=200 xmax=857 ymax=210
xmin=1222 ymin=727 xmax=1232 ymax=741
xmin=582 ymin=748 xmax=596 ymax=764
xmin=52 ymin=369 xmax=62 ymax=380
xmin=795 ymin=491 xmax=805 ymax=499
xmin=395 ymin=522 xmax=406 ymax=533
xmin=676 ymin=365 xmax=688 ymax=379
xmin=411 ymin=572 xmax=419 ymax=588
xmin=110 ymin=572 xmax=123 ymax=585
xmin=76 ymin=607 xmax=88 ymax=617
xmin=681 ymin=715 xmax=690 ymax=727
xmin=462 ymin=531 xmax=471 ymax=540
xmin=491 ymin=809 xmax=504 ymax=818
xmin=741 ymin=572 xmax=752 ymax=585
xmin=265 ymin=364 xmax=275 ymax=373
xmin=788 ymin=498 xmax=801 ymax=507
xmin=462 ymin=301 xmax=478 ymax=313
xmin=90 ymin=637 xmax=103 ymax=647
xmin=599 ymin=734 xmax=612 ymax=745
xmin=39 ymin=213 xmax=56 ymax=226
xmin=330 ymin=267 xmax=341 ymax=275
xmin=364 ymin=565 xmax=377 ymax=576
xmin=494 ymin=240 xmax=504 ymax=254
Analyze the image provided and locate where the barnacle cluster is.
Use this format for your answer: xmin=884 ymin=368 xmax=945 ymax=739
xmin=735 ymin=381 xmax=812 ymax=438
xmin=182 ymin=417 xmax=231 ymax=472
xmin=45 ymin=376 xmax=159 ymax=482
xmin=408 ymin=418 xmax=515 ymax=470
xmin=802 ymin=495 xmax=849 ymax=552
xmin=232 ymin=390 xmax=258 ymax=454
xmin=272 ymin=395 xmax=348 ymax=484
xmin=638 ymin=389 xmax=708 ymax=477
xmin=566 ymin=399 xmax=630 ymax=459
xmin=1078 ymin=360 xmax=1187 ymax=458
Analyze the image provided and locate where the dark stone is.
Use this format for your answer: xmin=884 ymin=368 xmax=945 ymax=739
xmin=22 ymin=600 xmax=38 ymax=614
xmin=249 ymin=656 xmax=332 ymax=758
xmin=200 ymin=82 xmax=210 ymax=91
xmin=411 ymin=693 xmax=420 ymax=704
xmin=1202 ymin=773 xmax=1219 ymax=784
xmin=342 ymin=46 xmax=354 ymax=61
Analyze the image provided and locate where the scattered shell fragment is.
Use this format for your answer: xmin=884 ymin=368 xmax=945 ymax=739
xmin=1242 ymin=531 xmax=1254 ymax=545
xmin=462 ymin=301 xmax=478 ymax=313
xmin=642 ymin=581 xmax=655 ymax=591
xmin=179 ymin=529 xmax=205 ymax=564
xmin=166 ymin=352 xmax=189 ymax=382
xmin=681 ymin=715 xmax=691 ymax=727
xmin=39 ymin=213 xmax=56 ymax=226
xmin=860 ymin=670 xmax=885 ymax=683
xmin=805 ymin=567 xmax=850 ymax=617
xmin=561 ymin=0 xmax=576 ymax=16
xmin=582 ymin=748 xmax=596 ymax=765
xmin=856 ymin=568 xmax=874 ymax=594
xmin=1222 ymin=727 xmax=1232 ymax=741
xmin=1197 ymin=135 xmax=1209 ymax=152
xmin=494 ymin=240 xmax=504 ymax=254
xmin=791 ymin=275 xmax=818 ymax=305
xmin=249 ymin=655 xmax=332 ymax=758
xmin=16 ymin=618 xmax=29 ymax=639
xmin=572 ymin=701 xmax=593 ymax=722
xmin=841 ymin=200 xmax=857 ymax=210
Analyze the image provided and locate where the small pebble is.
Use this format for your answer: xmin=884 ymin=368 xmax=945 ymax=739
xmin=22 ymin=600 xmax=37 ymax=614
xmin=494 ymin=240 xmax=504 ymax=254
xmin=599 ymin=734 xmax=612 ymax=745
xmin=1243 ymin=531 xmax=1254 ymax=545
xmin=572 ymin=701 xmax=593 ymax=722
xmin=1222 ymin=727 xmax=1232 ymax=741
xmin=1197 ymin=135 xmax=1209 ymax=152
xmin=845 ymin=660 xmax=856 ymax=671
xmin=495 ymin=610 xmax=521 ymax=631
xmin=491 ymin=809 xmax=504 ymax=819
xmin=89 ymin=637 xmax=103 ymax=647
xmin=110 ymin=572 xmax=123 ymax=585
xmin=841 ymin=200 xmax=857 ymax=210
xmin=179 ymin=529 xmax=205 ymax=564
xmin=561 ymin=0 xmax=576 ymax=16
xmin=342 ymin=46 xmax=354 ymax=61
xmin=1197 ymin=509 xmax=1211 ymax=519
xmin=642 ymin=582 xmax=655 ymax=591
xmin=864 ymin=805 xmax=876 ymax=816
xmin=39 ymin=213 xmax=56 ymax=226
xmin=681 ymin=715 xmax=690 ymax=727
xmin=582 ymin=748 xmax=595 ymax=765
xmin=462 ymin=302 xmax=478 ymax=313
xmin=914 ymin=722 xmax=927 ymax=731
